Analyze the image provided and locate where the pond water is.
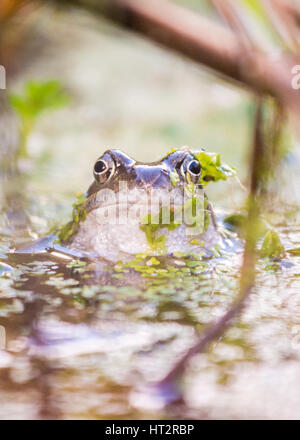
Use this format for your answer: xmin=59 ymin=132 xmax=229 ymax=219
xmin=0 ymin=4 xmax=300 ymax=420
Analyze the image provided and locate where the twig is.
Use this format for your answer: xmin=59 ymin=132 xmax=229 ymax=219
xmin=61 ymin=0 xmax=300 ymax=119
xmin=270 ymin=0 xmax=300 ymax=28
xmin=262 ymin=0 xmax=300 ymax=50
xmin=211 ymin=0 xmax=255 ymax=50
xmin=151 ymin=98 xmax=265 ymax=393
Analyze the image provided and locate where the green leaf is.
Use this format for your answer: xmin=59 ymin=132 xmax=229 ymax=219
xmin=56 ymin=192 xmax=87 ymax=243
xmin=9 ymin=80 xmax=69 ymax=120
xmin=9 ymin=95 xmax=30 ymax=119
xmin=224 ymin=212 xmax=247 ymax=230
xmin=9 ymin=80 xmax=69 ymax=158
xmin=287 ymin=248 xmax=300 ymax=257
xmin=260 ymin=229 xmax=285 ymax=259
xmin=224 ymin=211 xmax=268 ymax=237
xmin=192 ymin=150 xmax=236 ymax=186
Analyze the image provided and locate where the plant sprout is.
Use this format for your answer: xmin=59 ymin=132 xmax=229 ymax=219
xmin=9 ymin=80 xmax=69 ymax=159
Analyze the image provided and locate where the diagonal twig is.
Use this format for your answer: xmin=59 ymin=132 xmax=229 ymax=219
xmin=262 ymin=0 xmax=300 ymax=50
xmin=61 ymin=0 xmax=300 ymax=121
xmin=211 ymin=0 xmax=255 ymax=50
xmin=154 ymin=98 xmax=265 ymax=389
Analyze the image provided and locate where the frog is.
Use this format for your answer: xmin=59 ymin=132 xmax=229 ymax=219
xmin=16 ymin=148 xmax=220 ymax=262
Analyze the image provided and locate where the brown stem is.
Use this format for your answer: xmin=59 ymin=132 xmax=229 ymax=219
xmin=211 ymin=0 xmax=255 ymax=50
xmin=60 ymin=0 xmax=300 ymax=119
xmin=262 ymin=0 xmax=300 ymax=50
xmin=155 ymin=98 xmax=265 ymax=388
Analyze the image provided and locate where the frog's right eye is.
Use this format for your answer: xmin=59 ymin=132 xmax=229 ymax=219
xmin=94 ymin=160 xmax=107 ymax=174
xmin=93 ymin=158 xmax=115 ymax=183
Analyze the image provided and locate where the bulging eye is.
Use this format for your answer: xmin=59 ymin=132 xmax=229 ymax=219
xmin=188 ymin=160 xmax=201 ymax=176
xmin=179 ymin=156 xmax=201 ymax=184
xmin=94 ymin=160 xmax=107 ymax=174
xmin=93 ymin=158 xmax=115 ymax=183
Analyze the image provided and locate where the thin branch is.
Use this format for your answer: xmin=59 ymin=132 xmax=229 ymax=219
xmin=145 ymin=98 xmax=265 ymax=400
xmin=262 ymin=0 xmax=300 ymax=50
xmin=211 ymin=0 xmax=255 ymax=50
xmin=272 ymin=0 xmax=300 ymax=27
xmin=61 ymin=0 xmax=300 ymax=119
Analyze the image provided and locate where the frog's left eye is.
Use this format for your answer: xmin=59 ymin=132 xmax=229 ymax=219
xmin=94 ymin=159 xmax=115 ymax=183
xmin=188 ymin=160 xmax=201 ymax=176
xmin=186 ymin=159 xmax=201 ymax=183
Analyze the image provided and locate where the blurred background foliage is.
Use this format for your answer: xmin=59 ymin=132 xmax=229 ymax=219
xmin=9 ymin=80 xmax=69 ymax=158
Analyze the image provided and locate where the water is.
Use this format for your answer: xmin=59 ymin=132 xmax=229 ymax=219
xmin=0 ymin=218 xmax=241 ymax=419
xmin=1 ymin=4 xmax=300 ymax=419
xmin=1 ymin=185 xmax=300 ymax=419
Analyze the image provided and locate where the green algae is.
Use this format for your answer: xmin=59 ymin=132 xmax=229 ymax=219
xmin=260 ymin=229 xmax=285 ymax=259
xmin=139 ymin=147 xmax=235 ymax=252
xmin=170 ymin=169 xmax=180 ymax=186
xmin=192 ymin=149 xmax=236 ymax=186
xmin=224 ymin=210 xmax=268 ymax=237
xmin=140 ymin=206 xmax=182 ymax=253
xmin=56 ymin=192 xmax=87 ymax=243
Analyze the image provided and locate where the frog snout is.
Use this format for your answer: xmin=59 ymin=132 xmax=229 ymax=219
xmin=134 ymin=166 xmax=169 ymax=189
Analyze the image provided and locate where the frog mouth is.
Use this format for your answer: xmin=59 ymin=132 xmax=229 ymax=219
xmin=92 ymin=201 xmax=185 ymax=226
xmin=87 ymin=187 xmax=186 ymax=223
xmin=87 ymin=186 xmax=205 ymax=227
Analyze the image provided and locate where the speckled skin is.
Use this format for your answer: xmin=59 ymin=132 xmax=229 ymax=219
xmin=67 ymin=149 xmax=219 ymax=261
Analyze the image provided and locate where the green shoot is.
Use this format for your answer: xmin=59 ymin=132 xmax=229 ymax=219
xmin=9 ymin=80 xmax=69 ymax=159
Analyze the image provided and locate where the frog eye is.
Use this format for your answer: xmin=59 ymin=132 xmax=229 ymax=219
xmin=94 ymin=160 xmax=107 ymax=174
xmin=182 ymin=159 xmax=201 ymax=184
xmin=93 ymin=159 xmax=115 ymax=183
xmin=188 ymin=160 xmax=201 ymax=177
